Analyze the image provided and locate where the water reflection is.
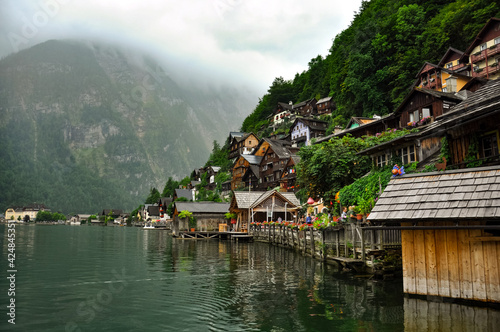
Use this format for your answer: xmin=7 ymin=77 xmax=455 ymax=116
xmin=1 ymin=225 xmax=497 ymax=332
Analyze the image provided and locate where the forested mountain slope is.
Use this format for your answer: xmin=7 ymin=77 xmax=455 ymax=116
xmin=0 ymin=40 xmax=254 ymax=214
xmin=241 ymin=0 xmax=500 ymax=133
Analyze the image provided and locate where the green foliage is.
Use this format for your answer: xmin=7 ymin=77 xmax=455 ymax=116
xmin=36 ymin=210 xmax=67 ymax=221
xmin=145 ymin=187 xmax=161 ymax=204
xmin=225 ymin=212 xmax=237 ymax=219
xmin=440 ymin=136 xmax=450 ymax=161
xmin=178 ymin=210 xmax=192 ymax=219
xmin=240 ymin=0 xmax=499 ymax=134
xmin=465 ymin=134 xmax=483 ymax=168
xmin=161 ymin=177 xmax=177 ymax=198
xmin=204 ymin=139 xmax=233 ymax=172
xmin=338 ymin=168 xmax=393 ymax=209
xmin=297 ymin=134 xmax=371 ymax=202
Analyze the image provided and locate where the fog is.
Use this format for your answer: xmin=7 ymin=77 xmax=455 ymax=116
xmin=0 ymin=0 xmax=362 ymax=95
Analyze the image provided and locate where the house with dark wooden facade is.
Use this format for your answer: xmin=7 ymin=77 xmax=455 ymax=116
xmin=258 ymin=140 xmax=294 ymax=190
xmin=271 ymin=102 xmax=295 ymax=125
xmin=293 ymin=98 xmax=317 ymax=117
xmin=231 ymin=154 xmax=262 ymax=190
xmin=241 ymin=164 xmax=260 ymax=191
xmin=461 ymin=17 xmax=500 ymax=80
xmin=279 ymin=155 xmax=300 ymax=193
xmin=229 ymin=132 xmax=259 ymax=159
xmin=369 ymin=166 xmax=500 ymax=304
xmin=315 ymin=96 xmax=335 ymax=116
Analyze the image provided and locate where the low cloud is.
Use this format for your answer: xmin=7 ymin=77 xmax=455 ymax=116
xmin=0 ymin=0 xmax=362 ymax=93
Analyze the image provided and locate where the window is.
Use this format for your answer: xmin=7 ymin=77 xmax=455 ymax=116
xmin=442 ymin=87 xmax=447 ymax=92
xmin=409 ymin=110 xmax=419 ymax=122
xmin=398 ymin=146 xmax=416 ymax=165
xmin=481 ymin=132 xmax=499 ymax=158
xmin=422 ymin=108 xmax=431 ymax=118
xmin=377 ymin=154 xmax=387 ymax=168
xmin=480 ymin=43 xmax=487 ymax=51
xmin=495 ymin=37 xmax=500 ymax=45
xmin=446 ymin=62 xmax=453 ymax=69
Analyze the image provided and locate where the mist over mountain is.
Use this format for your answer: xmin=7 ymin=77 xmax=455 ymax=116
xmin=0 ymin=39 xmax=256 ymax=214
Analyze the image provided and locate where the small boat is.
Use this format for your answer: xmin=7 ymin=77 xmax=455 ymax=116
xmin=143 ymin=223 xmax=155 ymax=230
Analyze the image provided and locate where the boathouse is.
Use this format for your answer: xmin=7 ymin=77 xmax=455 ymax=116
xmin=229 ymin=190 xmax=301 ymax=232
xmin=369 ymin=166 xmax=500 ymax=303
xmin=172 ymin=201 xmax=230 ymax=235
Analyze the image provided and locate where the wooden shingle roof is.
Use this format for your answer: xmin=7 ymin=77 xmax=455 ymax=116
xmin=369 ymin=166 xmax=500 ymax=223
xmin=175 ymin=202 xmax=230 ymax=214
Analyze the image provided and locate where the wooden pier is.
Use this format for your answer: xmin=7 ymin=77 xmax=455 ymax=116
xmin=250 ymin=222 xmax=402 ymax=275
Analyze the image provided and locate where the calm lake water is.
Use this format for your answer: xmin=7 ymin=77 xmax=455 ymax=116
xmin=0 ymin=224 xmax=498 ymax=331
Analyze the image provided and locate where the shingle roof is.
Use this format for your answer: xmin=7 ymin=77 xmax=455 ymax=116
xmin=147 ymin=205 xmax=160 ymax=216
xmin=369 ymin=166 xmax=500 ymax=222
xmin=242 ymin=155 xmax=262 ymax=165
xmin=232 ymin=192 xmax=268 ymax=209
xmin=316 ymin=96 xmax=333 ymax=104
xmin=175 ymin=189 xmax=193 ymax=201
xmin=175 ymin=202 xmax=230 ymax=214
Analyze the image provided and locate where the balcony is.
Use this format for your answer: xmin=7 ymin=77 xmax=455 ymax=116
xmin=471 ymin=43 xmax=500 ymax=64
xmin=473 ymin=64 xmax=500 ymax=78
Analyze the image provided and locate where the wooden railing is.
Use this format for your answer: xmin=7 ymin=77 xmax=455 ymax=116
xmin=249 ymin=222 xmax=401 ymax=263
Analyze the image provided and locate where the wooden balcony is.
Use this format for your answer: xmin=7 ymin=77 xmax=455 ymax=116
xmin=473 ymin=64 xmax=500 ymax=78
xmin=470 ymin=44 xmax=500 ymax=63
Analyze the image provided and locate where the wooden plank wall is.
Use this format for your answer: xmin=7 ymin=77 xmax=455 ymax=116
xmin=401 ymin=221 xmax=500 ymax=303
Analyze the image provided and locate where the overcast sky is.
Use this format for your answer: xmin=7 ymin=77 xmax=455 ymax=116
xmin=1 ymin=0 xmax=362 ymax=94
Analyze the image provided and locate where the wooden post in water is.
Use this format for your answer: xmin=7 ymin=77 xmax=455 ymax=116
xmin=336 ymin=231 xmax=340 ymax=257
xmin=310 ymin=227 xmax=315 ymax=258
xmin=361 ymin=227 xmax=365 ymax=263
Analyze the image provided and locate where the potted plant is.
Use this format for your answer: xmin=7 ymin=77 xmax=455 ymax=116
xmin=178 ymin=210 xmax=194 ymax=231
xmin=354 ymin=206 xmax=363 ymax=221
xmin=225 ymin=212 xmax=237 ymax=225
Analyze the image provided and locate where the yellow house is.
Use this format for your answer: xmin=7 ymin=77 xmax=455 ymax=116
xmin=462 ymin=17 xmax=500 ymax=80
xmin=5 ymin=205 xmax=48 ymax=221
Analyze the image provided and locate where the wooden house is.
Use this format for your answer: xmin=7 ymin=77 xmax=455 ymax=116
xmin=172 ymin=201 xmax=230 ymax=234
xmin=229 ymin=190 xmax=301 ymax=230
xmin=394 ymin=87 xmax=464 ymax=129
xmin=293 ymin=98 xmax=317 ymax=117
xmin=290 ymin=118 xmax=327 ymax=146
xmin=205 ymin=166 xmax=221 ymax=190
xmin=231 ymin=154 xmax=262 ymax=190
xmin=461 ymin=17 xmax=500 ymax=80
xmin=272 ymin=102 xmax=295 ymax=125
xmin=316 ymin=96 xmax=335 ymax=116
xmin=438 ymin=47 xmax=469 ymax=75
xmin=258 ymin=140 xmax=293 ymax=190
xmin=279 ymin=155 xmax=300 ymax=193
xmin=228 ymin=132 xmax=259 ymax=159
xmin=369 ymin=167 xmax=500 ymax=304
xmin=158 ymin=197 xmax=173 ymax=219
xmin=241 ymin=165 xmax=260 ymax=191
xmin=415 ymin=61 xmax=472 ymax=93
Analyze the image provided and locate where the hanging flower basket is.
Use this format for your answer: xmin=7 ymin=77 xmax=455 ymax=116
xmin=231 ymin=219 xmax=236 ymax=224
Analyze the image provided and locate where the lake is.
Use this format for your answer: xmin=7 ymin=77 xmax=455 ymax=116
xmin=0 ymin=224 xmax=498 ymax=331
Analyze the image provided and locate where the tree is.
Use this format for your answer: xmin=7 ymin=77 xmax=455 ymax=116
xmin=145 ymin=187 xmax=160 ymax=204
xmin=296 ymin=135 xmax=371 ymax=203
xmin=161 ymin=177 xmax=177 ymax=197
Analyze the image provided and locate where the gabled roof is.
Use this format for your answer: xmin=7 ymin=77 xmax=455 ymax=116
xmin=277 ymin=102 xmax=293 ymax=111
xmin=438 ymin=47 xmax=465 ymax=67
xmin=369 ymin=166 xmax=500 ymax=223
xmin=175 ymin=202 xmax=230 ymax=214
xmin=463 ymin=17 xmax=500 ymax=57
xmin=159 ymin=197 xmax=173 ymax=207
xmin=316 ymin=96 xmax=333 ymax=104
xmin=393 ymin=87 xmax=465 ymax=115
xmin=266 ymin=140 xmax=293 ymax=159
xmin=231 ymin=190 xmax=301 ymax=210
xmin=147 ymin=205 xmax=160 ymax=216
xmin=239 ymin=154 xmax=262 ymax=165
xmin=175 ymin=189 xmax=193 ymax=201
xmin=290 ymin=117 xmax=328 ymax=131
xmin=293 ymin=98 xmax=316 ymax=108
xmin=345 ymin=117 xmax=376 ymax=129
xmin=415 ymin=62 xmax=441 ymax=78
xmin=232 ymin=191 xmax=268 ymax=209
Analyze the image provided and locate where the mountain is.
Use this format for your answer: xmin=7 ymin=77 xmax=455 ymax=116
xmin=0 ymin=40 xmax=255 ymax=214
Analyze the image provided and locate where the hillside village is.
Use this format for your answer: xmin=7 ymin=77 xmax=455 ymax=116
xmin=5 ymin=17 xmax=500 ymax=227
xmin=4 ymin=17 xmax=500 ymax=306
